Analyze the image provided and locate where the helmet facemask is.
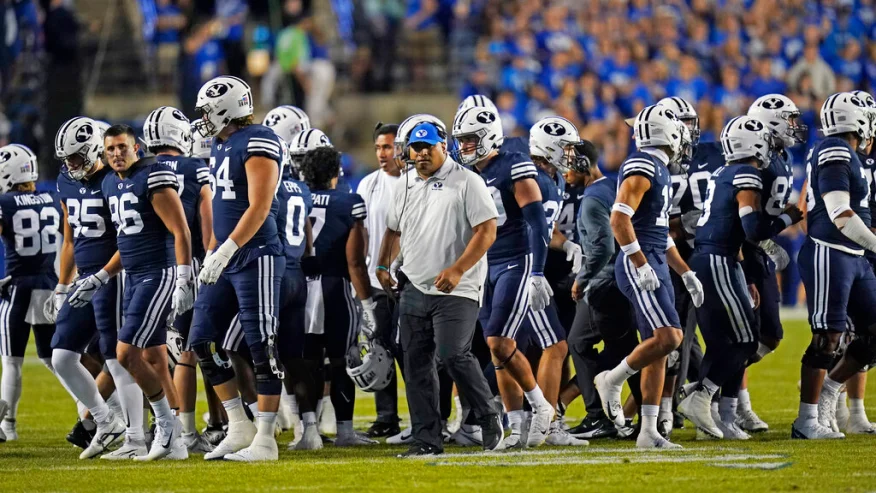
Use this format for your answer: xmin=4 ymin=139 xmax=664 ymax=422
xmin=452 ymin=130 xmax=489 ymax=165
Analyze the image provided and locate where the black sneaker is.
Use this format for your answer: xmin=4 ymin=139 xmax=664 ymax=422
xmin=568 ymin=416 xmax=618 ymax=439
xmin=201 ymin=425 xmax=227 ymax=447
xmin=66 ymin=419 xmax=95 ymax=449
xmin=397 ymin=443 xmax=443 ymax=458
xmin=479 ymin=413 xmax=504 ymax=451
xmin=366 ymin=421 xmax=401 ymax=438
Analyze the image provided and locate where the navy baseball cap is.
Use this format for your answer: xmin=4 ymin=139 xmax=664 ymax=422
xmin=409 ymin=123 xmax=445 ymax=146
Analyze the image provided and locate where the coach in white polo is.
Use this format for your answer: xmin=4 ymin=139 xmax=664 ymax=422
xmin=377 ymin=121 xmax=503 ymax=456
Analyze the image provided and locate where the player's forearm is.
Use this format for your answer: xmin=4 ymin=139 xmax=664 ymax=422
xmin=172 ymin=226 xmax=193 ymax=267
xmin=521 ymin=201 xmax=549 ymax=272
xmin=198 ymin=186 xmax=213 ymax=253
xmin=610 ymin=211 xmax=647 ymax=267
xmin=666 ymin=245 xmax=691 ymax=275
xmin=348 ymin=262 xmax=373 ymax=300
xmin=451 ymin=219 xmax=496 ymax=275
xmin=377 ymin=228 xmax=400 ymax=269
xmin=58 ymin=239 xmax=76 ymax=285
xmin=227 ymin=203 xmax=271 ymax=248
xmin=100 ymin=251 xmax=124 ymax=278
xmin=549 ymin=226 xmax=567 ymax=251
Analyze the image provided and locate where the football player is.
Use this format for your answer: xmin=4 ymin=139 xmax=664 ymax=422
xmin=188 ymin=76 xmax=288 ymax=461
xmin=142 ymin=107 xmax=215 ymax=453
xmin=597 ymin=104 xmax=704 ymax=449
xmin=50 ymin=117 xmax=138 ymax=459
xmin=85 ymin=124 xmax=193 ymax=460
xmin=299 ymin=145 xmax=379 ymax=447
xmin=794 ymin=92 xmax=876 ymax=440
xmin=683 ymin=116 xmax=800 ymax=440
xmin=0 ymin=144 xmax=61 ymax=441
xmin=452 ymin=106 xmax=555 ymax=447
xmin=263 ymin=105 xmax=311 ymax=143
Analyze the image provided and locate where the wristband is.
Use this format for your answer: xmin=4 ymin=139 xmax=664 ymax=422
xmin=778 ymin=213 xmax=792 ymax=228
xmin=620 ymin=240 xmax=641 ymax=256
xmin=56 ymin=283 xmax=71 ymax=294
xmin=612 ymin=203 xmax=635 ymax=217
xmin=177 ymin=264 xmax=193 ymax=280
xmin=95 ymin=269 xmax=111 ymax=285
xmin=665 ymin=236 xmax=675 ymax=251
xmin=376 ymin=265 xmax=389 ymax=272
xmin=531 ymin=271 xmax=544 ymax=277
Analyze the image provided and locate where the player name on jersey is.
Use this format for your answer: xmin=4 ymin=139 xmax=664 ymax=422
xmin=12 ymin=193 xmax=54 ymax=207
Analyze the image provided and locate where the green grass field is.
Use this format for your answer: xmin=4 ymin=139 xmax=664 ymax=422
xmin=1 ymin=318 xmax=875 ymax=493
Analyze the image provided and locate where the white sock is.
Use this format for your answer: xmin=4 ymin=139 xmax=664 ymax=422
xmin=105 ymin=359 xmax=144 ymax=440
xmin=106 ymin=391 xmax=123 ymax=420
xmin=257 ymin=412 xmax=277 ymax=438
xmin=507 ymin=409 xmax=525 ymax=433
xmin=659 ymin=397 xmax=672 ymax=415
xmin=283 ymin=393 xmax=299 ymax=415
xmin=524 ymin=385 xmax=547 ymax=408
xmin=641 ymin=404 xmax=659 ymax=435
xmin=247 ymin=401 xmax=259 ymax=420
xmin=149 ymin=396 xmax=173 ymax=426
xmin=719 ymin=397 xmax=738 ymax=423
xmin=1 ymin=356 xmax=23 ymax=419
xmin=798 ymin=402 xmax=818 ymax=422
xmin=302 ymin=411 xmax=317 ymax=425
xmin=756 ymin=342 xmax=772 ymax=360
xmin=737 ymin=388 xmax=752 ymax=412
xmin=223 ymin=397 xmax=248 ymax=424
xmin=337 ymin=420 xmax=354 ymax=437
xmin=822 ymin=376 xmax=843 ymax=398
xmin=51 ymin=349 xmax=111 ymax=422
xmin=180 ymin=411 xmax=196 ymax=435
xmin=849 ymin=398 xmax=867 ymax=416
xmin=606 ymin=358 xmax=637 ymax=387
xmin=701 ymin=378 xmax=719 ymax=397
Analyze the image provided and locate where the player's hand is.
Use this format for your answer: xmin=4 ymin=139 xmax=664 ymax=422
xmin=199 ymin=239 xmax=238 ymax=285
xmin=377 ymin=268 xmax=397 ymax=297
xmin=563 ymin=240 xmax=583 ymax=274
xmin=360 ymin=297 xmax=378 ymax=339
xmin=44 ymin=283 xmax=71 ymax=322
xmin=435 ymin=265 xmax=463 ymax=293
xmin=68 ymin=270 xmax=110 ymax=308
xmin=759 ymin=239 xmax=790 ymax=271
xmin=172 ymin=265 xmax=195 ymax=316
xmin=571 ymin=280 xmax=582 ymax=301
xmin=748 ymin=283 xmax=760 ymax=309
xmin=635 ymin=263 xmax=660 ymax=291
xmin=783 ymin=204 xmax=804 ymax=225
xmin=681 ymin=270 xmax=704 ymax=308
xmin=529 ymin=273 xmax=554 ymax=312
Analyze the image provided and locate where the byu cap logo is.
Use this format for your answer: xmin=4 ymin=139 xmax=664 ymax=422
xmin=415 ymin=129 xmax=428 ymax=138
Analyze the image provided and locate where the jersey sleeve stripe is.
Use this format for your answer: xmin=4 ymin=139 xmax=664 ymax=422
xmin=511 ymin=161 xmax=536 ymax=170
xmin=247 ymin=145 xmax=281 ymax=157
xmin=148 ymin=173 xmax=178 ymax=183
xmin=733 ymin=174 xmax=762 ymax=184
xmin=248 ymin=139 xmax=281 ymax=151
xmin=149 ymin=171 xmax=176 ymax=179
xmin=148 ymin=180 xmax=178 ymax=190
xmin=818 ymin=151 xmax=852 ymax=164
xmin=622 ymin=158 xmax=655 ymax=168
xmin=819 ymin=146 xmax=852 ymax=154
xmin=733 ymin=179 xmax=763 ymax=189
xmin=622 ymin=165 xmax=655 ymax=177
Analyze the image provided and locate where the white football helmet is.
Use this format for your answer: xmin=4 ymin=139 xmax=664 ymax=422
xmin=263 ymin=105 xmax=311 ymax=142
xmin=346 ymin=340 xmax=395 ymax=392
xmin=0 ymin=144 xmax=39 ymax=193
xmin=194 ymin=76 xmax=253 ymax=137
xmin=289 ymin=128 xmax=332 ymax=171
xmin=720 ymin=116 xmax=772 ymax=168
xmin=458 ymin=94 xmax=498 ymax=113
xmin=747 ymin=94 xmax=807 ymax=148
xmin=658 ymin=96 xmax=700 ymax=146
xmin=190 ymin=122 xmax=213 ymax=159
xmin=395 ymin=114 xmax=447 ymax=164
xmin=851 ymin=90 xmax=876 ymax=139
xmin=821 ymin=92 xmax=871 ymax=151
xmin=166 ymin=330 xmax=184 ymax=370
xmin=632 ymin=104 xmax=683 ymax=158
xmin=55 ymin=116 xmax=103 ymax=180
xmin=452 ymin=107 xmax=503 ymax=165
xmin=529 ymin=116 xmax=581 ymax=173
xmin=143 ymin=106 xmax=192 ymax=154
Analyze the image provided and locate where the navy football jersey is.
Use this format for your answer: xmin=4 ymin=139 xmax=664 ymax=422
xmin=501 ymin=136 xmax=530 ymax=155
xmin=102 ymin=158 xmax=179 ymax=274
xmin=277 ymin=177 xmax=313 ymax=266
xmin=760 ymin=149 xmax=794 ymax=219
xmin=617 ymin=151 xmax=672 ymax=249
xmin=210 ymin=124 xmax=283 ymax=268
xmin=56 ymin=166 xmax=117 ymax=273
xmin=805 ymin=138 xmax=872 ymax=253
xmin=671 ymin=141 xmax=725 ymax=217
xmin=474 ymin=151 xmax=539 ymax=263
xmin=155 ymin=154 xmax=210 ymax=260
xmin=557 ymin=183 xmax=583 ymax=242
xmin=0 ymin=191 xmax=61 ymax=277
xmin=695 ymin=164 xmax=763 ymax=255
xmin=309 ymin=189 xmax=366 ymax=278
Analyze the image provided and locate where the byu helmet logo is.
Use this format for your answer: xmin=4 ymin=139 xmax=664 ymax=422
xmin=75 ymin=124 xmax=93 ymax=143
xmin=762 ymin=98 xmax=785 ymax=110
xmin=476 ymin=111 xmax=496 ymax=124
xmin=205 ymin=83 xmax=229 ymax=98
xmin=265 ymin=114 xmax=282 ymax=127
xmin=415 ymin=129 xmax=428 ymax=138
xmin=543 ymin=122 xmax=566 ymax=136
xmin=743 ymin=119 xmax=764 ymax=132
xmin=319 ymin=134 xmax=330 ymax=145
xmin=0 ymin=151 xmax=10 ymax=163
xmin=850 ymin=95 xmax=864 ymax=107
xmin=172 ymin=109 xmax=187 ymax=121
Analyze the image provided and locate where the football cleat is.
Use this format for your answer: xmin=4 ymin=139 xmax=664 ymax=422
xmin=80 ymin=414 xmax=126 ymax=459
xmin=397 ymin=443 xmax=442 ymax=458
xmin=366 ymin=421 xmax=401 ymax=438
xmin=204 ymin=420 xmax=257 ymax=460
xmin=501 ymin=432 xmax=525 ymax=450
xmin=845 ymin=416 xmax=876 ymax=435
xmin=594 ymin=372 xmax=625 ymax=427
xmin=716 ymin=420 xmax=751 ymax=440
xmin=450 ymin=425 xmax=482 ymax=446
xmin=615 ymin=419 xmax=637 ymax=439
xmin=386 ymin=427 xmax=413 ymax=445
xmin=791 ymin=419 xmax=845 ymax=439
xmin=1 ymin=419 xmax=17 ymax=441
xmin=182 ymin=432 xmax=215 ymax=453
xmin=836 ymin=394 xmax=850 ymax=430
xmin=526 ymin=403 xmax=555 ymax=447
xmin=568 ymin=416 xmax=618 ymax=439
xmin=135 ymin=418 xmax=182 ymax=461
xmin=318 ymin=400 xmax=337 ymax=436
xmin=735 ymin=408 xmax=769 ymax=433
xmin=817 ymin=392 xmax=841 ymax=433
xmin=480 ymin=414 xmax=504 ymax=451
xmin=545 ymin=421 xmax=589 ymax=446
xmin=636 ymin=428 xmax=682 ymax=449
xmin=165 ymin=434 xmax=189 ymax=460
xmin=0 ymin=401 xmax=8 ymax=442
xmin=66 ymin=419 xmax=95 ymax=449
xmin=224 ymin=435 xmax=278 ymax=462
xmin=658 ymin=412 xmax=673 ymax=439
xmin=334 ymin=432 xmax=379 ymax=447
xmin=100 ymin=437 xmax=147 ymax=460
xmin=201 ymin=424 xmax=227 ymax=447
xmin=292 ymin=423 xmax=323 ymax=450
xmin=678 ymin=389 xmax=722 ymax=439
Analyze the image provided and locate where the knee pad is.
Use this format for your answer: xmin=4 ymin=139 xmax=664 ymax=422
xmin=255 ymin=361 xmax=283 ymax=396
xmin=493 ymin=346 xmax=518 ymax=371
xmin=801 ymin=343 xmax=837 ymax=370
xmin=845 ymin=334 xmax=876 ymax=367
xmin=192 ymin=342 xmax=235 ymax=386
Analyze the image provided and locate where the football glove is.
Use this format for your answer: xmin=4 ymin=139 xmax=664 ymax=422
xmin=562 ymin=240 xmax=583 ymax=274
xmin=172 ymin=265 xmax=195 ymax=316
xmin=759 ymin=239 xmax=790 ymax=271
xmin=44 ymin=283 xmax=71 ymax=322
xmin=360 ymin=297 xmax=378 ymax=339
xmin=68 ymin=270 xmax=110 ymax=308
xmin=199 ymin=239 xmax=238 ymax=285
xmin=529 ymin=274 xmax=554 ymax=312
xmin=635 ymin=263 xmax=660 ymax=291
xmin=682 ymin=270 xmax=704 ymax=308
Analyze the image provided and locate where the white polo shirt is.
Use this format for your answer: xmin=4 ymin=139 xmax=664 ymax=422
xmin=386 ymin=156 xmax=498 ymax=301
xmin=357 ymin=169 xmax=400 ymax=291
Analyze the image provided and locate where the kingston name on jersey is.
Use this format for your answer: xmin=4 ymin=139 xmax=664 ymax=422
xmin=309 ymin=189 xmax=366 ymax=278
xmin=101 ymin=158 xmax=178 ymax=274
xmin=277 ymin=177 xmax=313 ymax=266
xmin=57 ymin=166 xmax=117 ymax=274
xmin=671 ymin=141 xmax=725 ymax=217
xmin=210 ymin=124 xmax=283 ymax=262
xmin=617 ymin=151 xmax=672 ymax=249
xmin=0 ymin=191 xmax=61 ymax=276
xmin=475 ymin=150 xmax=538 ymax=263
xmin=805 ymin=137 xmax=871 ymax=254
xmin=155 ymin=154 xmax=210 ymax=260
xmin=695 ymin=164 xmax=763 ymax=256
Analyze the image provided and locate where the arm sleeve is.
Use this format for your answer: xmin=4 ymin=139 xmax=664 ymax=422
xmin=351 ymin=195 xmax=367 ymax=221
xmin=576 ymin=197 xmax=614 ymax=286
xmin=196 ymin=160 xmax=210 ymax=186
xmin=521 ymin=200 xmax=550 ymax=273
xmin=147 ymin=165 xmax=180 ymax=194
xmin=620 ymin=157 xmax=657 ymax=179
xmin=245 ymin=134 xmax=283 ymax=164
xmin=509 ymin=161 xmax=538 ymax=182
xmin=464 ymin=172 xmax=499 ymax=227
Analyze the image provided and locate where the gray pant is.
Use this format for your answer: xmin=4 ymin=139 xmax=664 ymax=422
xmin=372 ymin=289 xmax=402 ymax=424
xmin=399 ymin=285 xmax=496 ymax=448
